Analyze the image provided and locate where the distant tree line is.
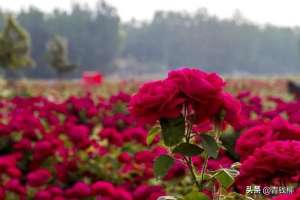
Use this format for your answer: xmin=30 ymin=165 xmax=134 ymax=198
xmin=0 ymin=1 xmax=300 ymax=78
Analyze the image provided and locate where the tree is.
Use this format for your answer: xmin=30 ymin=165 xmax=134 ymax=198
xmin=17 ymin=7 xmax=50 ymax=78
xmin=0 ymin=15 xmax=34 ymax=73
xmin=45 ymin=35 xmax=76 ymax=78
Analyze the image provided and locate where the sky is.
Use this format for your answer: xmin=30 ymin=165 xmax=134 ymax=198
xmin=1 ymin=0 xmax=300 ymax=27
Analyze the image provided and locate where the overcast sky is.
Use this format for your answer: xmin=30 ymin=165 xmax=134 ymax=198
xmin=1 ymin=0 xmax=300 ymax=27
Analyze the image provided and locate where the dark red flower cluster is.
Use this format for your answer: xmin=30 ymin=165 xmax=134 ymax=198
xmin=234 ymin=90 xmax=300 ymax=195
xmin=3 ymin=70 xmax=300 ymax=199
xmin=0 ymin=93 xmax=170 ymax=200
xmin=130 ymin=68 xmax=241 ymax=128
xmin=237 ymin=141 xmax=300 ymax=191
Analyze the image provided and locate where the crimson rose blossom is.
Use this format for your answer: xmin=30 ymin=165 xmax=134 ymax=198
xmin=167 ymin=68 xmax=226 ymax=122
xmin=130 ymin=67 xmax=240 ymax=126
xmin=91 ymin=181 xmax=115 ymax=196
xmin=236 ymin=116 xmax=300 ymax=161
xmin=133 ymin=185 xmax=165 ymax=200
xmin=129 ymin=79 xmax=184 ymax=124
xmin=235 ymin=124 xmax=273 ymax=161
xmin=27 ymin=168 xmax=52 ymax=187
xmin=219 ymin=92 xmax=241 ymax=127
xmin=236 ymin=141 xmax=300 ymax=192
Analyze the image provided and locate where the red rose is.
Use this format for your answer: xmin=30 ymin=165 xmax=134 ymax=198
xmin=167 ymin=68 xmax=225 ymax=102
xmin=33 ymin=140 xmax=54 ymax=161
xmin=113 ymin=188 xmax=132 ymax=200
xmin=118 ymin=152 xmax=132 ymax=163
xmin=65 ymin=182 xmax=91 ymax=198
xmin=35 ymin=190 xmax=52 ymax=200
xmin=133 ymin=185 xmax=165 ymax=200
xmin=167 ymin=68 xmax=225 ymax=122
xmin=0 ymin=187 xmax=5 ymax=200
xmin=67 ymin=125 xmax=91 ymax=148
xmin=27 ymin=169 xmax=52 ymax=187
xmin=5 ymin=179 xmax=26 ymax=195
xmin=236 ymin=141 xmax=300 ymax=192
xmin=235 ymin=125 xmax=273 ymax=161
xmin=129 ymin=80 xmax=184 ymax=125
xmin=218 ymin=92 xmax=241 ymax=127
xmin=91 ymin=181 xmax=115 ymax=196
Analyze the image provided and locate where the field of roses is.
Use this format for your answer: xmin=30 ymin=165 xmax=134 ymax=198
xmin=1 ymin=68 xmax=300 ymax=200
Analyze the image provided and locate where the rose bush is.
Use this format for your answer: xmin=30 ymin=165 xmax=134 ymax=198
xmin=0 ymin=68 xmax=299 ymax=199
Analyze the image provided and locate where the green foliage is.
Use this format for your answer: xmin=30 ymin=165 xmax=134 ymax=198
xmin=160 ymin=116 xmax=185 ymax=146
xmin=220 ymin=131 xmax=241 ymax=161
xmin=221 ymin=192 xmax=250 ymax=200
xmin=173 ymin=143 xmax=203 ymax=157
xmin=146 ymin=126 xmax=161 ymax=145
xmin=5 ymin=192 xmax=20 ymax=200
xmin=184 ymin=191 xmax=209 ymax=200
xmin=200 ymin=134 xmax=219 ymax=159
xmin=0 ymin=15 xmax=34 ymax=70
xmin=0 ymin=2 xmax=299 ymax=77
xmin=46 ymin=35 xmax=76 ymax=76
xmin=154 ymin=154 xmax=174 ymax=178
xmin=214 ymin=169 xmax=235 ymax=189
xmin=124 ymin=10 xmax=300 ymax=74
xmin=44 ymin=2 xmax=120 ymax=75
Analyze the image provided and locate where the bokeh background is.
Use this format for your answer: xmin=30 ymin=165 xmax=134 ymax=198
xmin=1 ymin=0 xmax=300 ymax=79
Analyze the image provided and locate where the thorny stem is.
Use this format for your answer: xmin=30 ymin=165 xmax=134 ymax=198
xmin=182 ymin=103 xmax=223 ymax=192
xmin=184 ymin=104 xmax=192 ymax=142
xmin=183 ymin=104 xmax=202 ymax=190
xmin=212 ymin=124 xmax=223 ymax=199
xmin=200 ymin=153 xmax=209 ymax=190
xmin=184 ymin=156 xmax=202 ymax=190
xmin=213 ymin=183 xmax=220 ymax=200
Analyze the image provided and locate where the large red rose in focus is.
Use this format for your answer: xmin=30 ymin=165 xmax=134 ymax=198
xmin=130 ymin=67 xmax=241 ymax=127
xmin=167 ymin=68 xmax=226 ymax=122
xmin=167 ymin=68 xmax=225 ymax=101
xmin=129 ymin=80 xmax=184 ymax=124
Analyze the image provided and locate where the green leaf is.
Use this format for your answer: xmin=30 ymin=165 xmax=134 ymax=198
xmin=184 ymin=191 xmax=209 ymax=200
xmin=173 ymin=143 xmax=203 ymax=157
xmin=221 ymin=192 xmax=248 ymax=200
xmin=147 ymin=126 xmax=161 ymax=145
xmin=160 ymin=116 xmax=185 ymax=146
xmin=214 ymin=169 xmax=235 ymax=189
xmin=220 ymin=131 xmax=241 ymax=161
xmin=200 ymin=134 xmax=219 ymax=159
xmin=6 ymin=192 xmax=20 ymax=200
xmin=154 ymin=155 xmax=174 ymax=178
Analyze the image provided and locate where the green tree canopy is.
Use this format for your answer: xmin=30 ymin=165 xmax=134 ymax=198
xmin=45 ymin=35 xmax=76 ymax=77
xmin=0 ymin=15 xmax=34 ymax=70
